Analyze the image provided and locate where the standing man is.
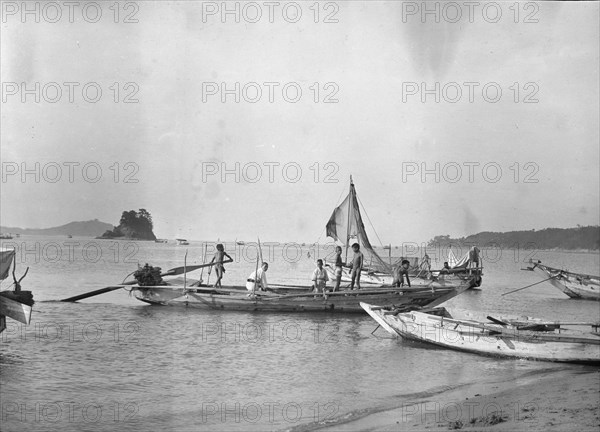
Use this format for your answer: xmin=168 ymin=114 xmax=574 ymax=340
xmin=348 ymin=243 xmax=363 ymax=290
xmin=208 ymin=243 xmax=233 ymax=287
xmin=333 ymin=245 xmax=343 ymax=292
xmin=246 ymin=262 xmax=269 ymax=292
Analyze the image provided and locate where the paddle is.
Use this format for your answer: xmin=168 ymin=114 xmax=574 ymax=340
xmin=501 ymin=275 xmax=557 ymax=296
xmin=200 ymin=243 xmax=208 ymax=284
xmin=61 ymin=284 xmax=135 ymax=302
xmin=61 ymin=259 xmax=233 ymax=302
xmin=487 ymin=316 xmax=509 ymax=326
xmin=162 ymin=259 xmax=232 ymax=277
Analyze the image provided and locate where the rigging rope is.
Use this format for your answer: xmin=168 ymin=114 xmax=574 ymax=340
xmin=356 ymin=193 xmax=386 ymax=250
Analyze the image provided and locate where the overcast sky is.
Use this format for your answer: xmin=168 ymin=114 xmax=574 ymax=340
xmin=1 ymin=1 xmax=598 ymax=244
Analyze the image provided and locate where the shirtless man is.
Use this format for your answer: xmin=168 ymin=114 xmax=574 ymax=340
xmin=333 ymin=246 xmax=343 ymax=292
xmin=208 ymin=244 xmax=232 ymax=287
xmin=394 ymin=259 xmax=411 ymax=287
xmin=348 ymin=243 xmax=363 ymax=290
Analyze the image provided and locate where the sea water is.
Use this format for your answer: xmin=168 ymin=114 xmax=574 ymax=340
xmin=1 ymin=237 xmax=598 ymax=431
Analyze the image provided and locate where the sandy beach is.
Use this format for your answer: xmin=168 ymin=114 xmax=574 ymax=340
xmin=316 ymin=368 xmax=599 ymax=432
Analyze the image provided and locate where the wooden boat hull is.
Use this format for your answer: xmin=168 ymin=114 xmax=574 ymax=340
xmin=361 ymin=303 xmax=600 ymax=364
xmin=0 ymin=291 xmax=34 ymax=326
xmin=530 ymin=261 xmax=600 ymax=301
xmin=131 ymin=283 xmax=470 ymax=314
xmin=325 ymin=265 xmax=481 ymax=289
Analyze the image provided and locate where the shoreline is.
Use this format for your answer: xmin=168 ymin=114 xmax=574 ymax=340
xmin=306 ymin=368 xmax=599 ymax=432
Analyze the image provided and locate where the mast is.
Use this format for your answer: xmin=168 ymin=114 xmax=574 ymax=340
xmin=345 ymin=175 xmax=353 ymax=264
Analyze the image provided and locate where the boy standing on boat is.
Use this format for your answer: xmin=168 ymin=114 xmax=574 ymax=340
xmin=348 ymin=243 xmax=363 ymax=290
xmin=312 ymin=259 xmax=329 ymax=297
xmin=246 ymin=262 xmax=269 ymax=292
xmin=208 ymin=244 xmax=232 ymax=287
xmin=333 ymin=246 xmax=343 ymax=291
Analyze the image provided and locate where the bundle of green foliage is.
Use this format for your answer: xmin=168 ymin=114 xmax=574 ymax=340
xmin=134 ymin=263 xmax=163 ymax=286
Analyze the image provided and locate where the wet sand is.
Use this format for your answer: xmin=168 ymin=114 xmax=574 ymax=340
xmin=318 ymin=368 xmax=599 ymax=431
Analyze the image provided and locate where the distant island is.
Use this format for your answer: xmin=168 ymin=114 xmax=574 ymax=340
xmin=98 ymin=209 xmax=157 ymax=241
xmin=428 ymin=226 xmax=599 ymax=251
xmin=0 ymin=219 xmax=113 ymax=237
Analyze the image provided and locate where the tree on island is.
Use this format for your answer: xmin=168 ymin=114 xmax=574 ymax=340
xmin=99 ymin=209 xmax=157 ymax=240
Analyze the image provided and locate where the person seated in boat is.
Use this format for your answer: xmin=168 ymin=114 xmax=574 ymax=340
xmin=208 ymin=244 xmax=233 ymax=288
xmin=348 ymin=243 xmax=363 ymax=290
xmin=439 ymin=262 xmax=451 ymax=278
xmin=333 ymin=246 xmax=343 ymax=292
xmin=246 ymin=262 xmax=269 ymax=292
xmin=312 ymin=259 xmax=329 ymax=297
xmin=394 ymin=259 xmax=411 ymax=287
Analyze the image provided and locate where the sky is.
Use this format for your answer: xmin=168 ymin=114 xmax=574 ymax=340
xmin=1 ymin=1 xmax=599 ymax=244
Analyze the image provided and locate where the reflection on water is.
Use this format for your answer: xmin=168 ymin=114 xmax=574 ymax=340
xmin=1 ymin=237 xmax=598 ymax=431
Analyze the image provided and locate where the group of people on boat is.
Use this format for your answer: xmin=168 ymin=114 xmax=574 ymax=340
xmin=204 ymin=242 xmax=449 ymax=295
xmin=204 ymin=242 xmax=375 ymax=295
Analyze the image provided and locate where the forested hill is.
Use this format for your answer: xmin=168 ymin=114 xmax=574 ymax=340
xmin=428 ymin=226 xmax=599 ymax=250
xmin=1 ymin=220 xmax=112 ymax=237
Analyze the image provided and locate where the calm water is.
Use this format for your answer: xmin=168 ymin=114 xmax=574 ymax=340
xmin=1 ymin=237 xmax=599 ymax=431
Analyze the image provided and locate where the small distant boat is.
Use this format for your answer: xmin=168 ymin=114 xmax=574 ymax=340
xmin=361 ymin=303 xmax=600 ymax=364
xmin=155 ymin=239 xmax=168 ymax=243
xmin=0 ymin=248 xmax=33 ymax=334
xmin=236 ymin=239 xmax=245 ymax=246
xmin=176 ymin=239 xmax=189 ymax=246
xmin=67 ymin=234 xmax=73 ymax=238
xmin=526 ymin=260 xmax=600 ymax=301
xmin=0 ymin=233 xmax=13 ymax=240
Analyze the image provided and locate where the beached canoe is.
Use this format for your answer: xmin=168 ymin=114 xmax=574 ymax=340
xmin=527 ymin=260 xmax=600 ymax=301
xmin=129 ymin=277 xmax=472 ymax=313
xmin=360 ymin=302 xmax=600 ymax=364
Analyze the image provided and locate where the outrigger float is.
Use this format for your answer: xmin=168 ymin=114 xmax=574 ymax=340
xmin=361 ymin=302 xmax=600 ymax=364
xmin=525 ymin=259 xmax=600 ymax=301
xmin=0 ymin=248 xmax=33 ymax=334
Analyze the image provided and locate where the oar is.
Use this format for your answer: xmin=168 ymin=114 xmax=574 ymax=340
xmin=162 ymin=259 xmax=232 ymax=277
xmin=258 ymin=237 xmax=264 ymax=264
xmin=61 ymin=259 xmax=233 ymax=302
xmin=487 ymin=316 xmax=509 ymax=326
xmin=183 ymin=250 xmax=188 ymax=289
xmin=61 ymin=283 xmax=135 ymax=302
xmin=501 ymin=275 xmax=558 ymax=296
xmin=200 ymin=243 xmax=208 ymax=284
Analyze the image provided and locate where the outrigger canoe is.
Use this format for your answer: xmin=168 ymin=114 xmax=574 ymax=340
xmin=129 ymin=276 xmax=475 ymax=313
xmin=526 ymin=259 xmax=600 ymax=301
xmin=361 ymin=302 xmax=600 ymax=364
xmin=324 ymin=177 xmax=483 ymax=288
xmin=0 ymin=247 xmax=33 ymax=334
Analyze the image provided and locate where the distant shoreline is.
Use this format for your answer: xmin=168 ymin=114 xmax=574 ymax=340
xmin=1 ymin=235 xmax=598 ymax=254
